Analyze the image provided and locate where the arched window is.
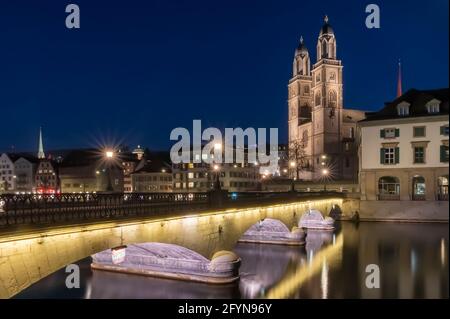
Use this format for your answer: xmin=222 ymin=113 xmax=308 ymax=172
xmin=302 ymin=130 xmax=309 ymax=147
xmin=297 ymin=59 xmax=303 ymax=75
xmin=328 ymin=90 xmax=337 ymax=108
xmin=412 ymin=175 xmax=426 ymax=200
xmin=329 ymin=41 xmax=335 ymax=59
xmin=378 ymin=176 xmax=400 ymax=200
xmin=315 ymin=92 xmax=321 ymax=106
xmin=437 ymin=175 xmax=448 ymax=201
xmin=322 ymin=40 xmax=328 ymax=58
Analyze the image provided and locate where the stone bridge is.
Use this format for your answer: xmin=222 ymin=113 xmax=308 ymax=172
xmin=0 ymin=194 xmax=348 ymax=298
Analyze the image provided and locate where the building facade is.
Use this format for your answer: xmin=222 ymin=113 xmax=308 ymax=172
xmin=172 ymin=162 xmax=259 ymax=193
xmin=34 ymin=159 xmax=59 ymax=194
xmin=14 ymin=156 xmax=38 ymax=193
xmin=359 ymin=88 xmax=449 ymax=220
xmin=288 ymin=16 xmax=365 ymax=181
xmin=0 ymin=153 xmax=16 ymax=193
xmin=131 ymin=159 xmax=173 ymax=192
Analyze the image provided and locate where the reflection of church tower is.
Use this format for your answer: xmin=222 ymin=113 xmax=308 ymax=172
xmin=37 ymin=127 xmax=45 ymax=159
xmin=310 ymin=15 xmax=344 ymax=178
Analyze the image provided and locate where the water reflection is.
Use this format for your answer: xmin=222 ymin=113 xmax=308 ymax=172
xmin=236 ymin=243 xmax=305 ymax=298
xmin=14 ymin=222 xmax=449 ymax=299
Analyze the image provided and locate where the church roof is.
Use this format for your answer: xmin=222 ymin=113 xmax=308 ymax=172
xmin=360 ymin=88 xmax=449 ymax=122
xmin=295 ymin=36 xmax=308 ymax=56
xmin=319 ymin=15 xmax=334 ymax=36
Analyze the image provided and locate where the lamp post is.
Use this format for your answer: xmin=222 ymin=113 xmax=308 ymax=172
xmin=322 ymin=168 xmax=329 ymax=191
xmin=105 ymin=150 xmax=115 ymax=192
xmin=213 ymin=164 xmax=221 ymax=190
xmin=290 ymin=161 xmax=297 ymax=191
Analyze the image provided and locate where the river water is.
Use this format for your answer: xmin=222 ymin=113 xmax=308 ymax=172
xmin=15 ymin=222 xmax=448 ymax=299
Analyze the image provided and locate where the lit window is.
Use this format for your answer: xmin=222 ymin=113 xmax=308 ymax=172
xmin=381 ymin=128 xmax=398 ymax=139
xmin=426 ymin=99 xmax=441 ymax=114
xmin=381 ymin=147 xmax=397 ymax=165
xmin=396 ymin=102 xmax=410 ymax=116
xmin=414 ymin=147 xmax=425 ymax=164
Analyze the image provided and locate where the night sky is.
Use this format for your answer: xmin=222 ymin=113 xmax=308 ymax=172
xmin=0 ymin=0 xmax=448 ymax=152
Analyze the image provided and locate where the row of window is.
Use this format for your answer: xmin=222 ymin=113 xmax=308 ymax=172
xmin=380 ymin=145 xmax=449 ymax=164
xmin=380 ymin=125 xmax=449 ymax=139
xmin=136 ymin=185 xmax=172 ymax=191
xmin=378 ymin=175 xmax=448 ymax=201
xmin=396 ymin=100 xmax=442 ymax=116
xmin=134 ymin=176 xmax=172 ymax=182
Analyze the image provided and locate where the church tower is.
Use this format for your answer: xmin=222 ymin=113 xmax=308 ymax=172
xmin=37 ymin=127 xmax=45 ymax=159
xmin=310 ymin=15 xmax=344 ymax=178
xmin=288 ymin=36 xmax=313 ymax=147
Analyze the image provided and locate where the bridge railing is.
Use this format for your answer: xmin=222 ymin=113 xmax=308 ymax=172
xmin=0 ymin=191 xmax=342 ymax=227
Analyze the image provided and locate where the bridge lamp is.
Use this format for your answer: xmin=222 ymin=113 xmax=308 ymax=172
xmin=321 ymin=155 xmax=327 ymax=160
xmin=213 ymin=164 xmax=220 ymax=171
xmin=322 ymin=169 xmax=329 ymax=176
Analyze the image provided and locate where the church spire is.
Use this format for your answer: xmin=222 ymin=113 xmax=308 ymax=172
xmin=397 ymin=59 xmax=403 ymax=97
xmin=37 ymin=127 xmax=45 ymax=159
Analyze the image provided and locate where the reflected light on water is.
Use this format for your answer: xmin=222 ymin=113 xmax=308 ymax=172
xmin=441 ymin=238 xmax=446 ymax=267
xmin=321 ymin=258 xmax=329 ymax=299
xmin=410 ymin=250 xmax=418 ymax=276
xmin=266 ymin=234 xmax=343 ymax=299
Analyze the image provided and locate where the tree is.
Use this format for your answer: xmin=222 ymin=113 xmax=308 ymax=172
xmin=288 ymin=138 xmax=308 ymax=180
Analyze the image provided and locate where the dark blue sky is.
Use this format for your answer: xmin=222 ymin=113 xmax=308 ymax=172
xmin=0 ymin=0 xmax=448 ymax=152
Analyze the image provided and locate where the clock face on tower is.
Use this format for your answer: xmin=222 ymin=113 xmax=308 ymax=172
xmin=329 ymin=71 xmax=336 ymax=82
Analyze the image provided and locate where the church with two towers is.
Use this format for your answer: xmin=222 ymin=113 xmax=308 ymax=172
xmin=288 ymin=16 xmax=365 ymax=181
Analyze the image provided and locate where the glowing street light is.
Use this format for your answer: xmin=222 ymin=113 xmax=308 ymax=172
xmin=214 ymin=142 xmax=222 ymax=151
xmin=212 ymin=164 xmax=221 ymax=190
xmin=104 ymin=149 xmax=115 ymax=192
xmin=290 ymin=161 xmax=296 ymax=168
xmin=105 ymin=150 xmax=114 ymax=159
xmin=322 ymin=169 xmax=329 ymax=191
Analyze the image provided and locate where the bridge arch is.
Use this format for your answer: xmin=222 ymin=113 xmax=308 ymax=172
xmin=0 ymin=197 xmax=342 ymax=298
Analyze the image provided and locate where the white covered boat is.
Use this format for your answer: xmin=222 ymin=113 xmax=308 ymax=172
xmin=299 ymin=209 xmax=335 ymax=230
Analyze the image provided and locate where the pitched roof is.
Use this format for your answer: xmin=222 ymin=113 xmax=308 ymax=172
xmin=361 ymin=88 xmax=449 ymax=122
xmin=59 ymin=149 xmax=100 ymax=167
xmin=133 ymin=159 xmax=171 ymax=174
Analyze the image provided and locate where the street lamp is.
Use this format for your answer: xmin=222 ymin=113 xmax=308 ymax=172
xmin=213 ymin=164 xmax=221 ymax=190
xmin=322 ymin=168 xmax=329 ymax=191
xmin=105 ymin=149 xmax=115 ymax=192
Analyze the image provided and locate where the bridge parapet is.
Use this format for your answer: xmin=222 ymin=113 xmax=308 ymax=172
xmin=0 ymin=191 xmax=345 ymax=229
